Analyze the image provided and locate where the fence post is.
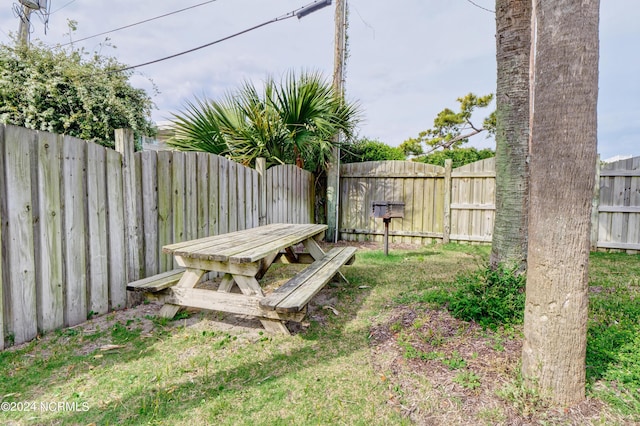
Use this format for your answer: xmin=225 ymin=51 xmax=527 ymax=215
xmin=0 ymin=125 xmax=4 ymax=350
xmin=256 ymin=158 xmax=267 ymax=225
xmin=115 ymin=129 xmax=141 ymax=290
xmin=0 ymin=200 xmax=3 ymax=349
xmin=326 ymin=148 xmax=339 ymax=242
xmin=590 ymin=155 xmax=601 ymax=251
xmin=443 ymin=159 xmax=452 ymax=243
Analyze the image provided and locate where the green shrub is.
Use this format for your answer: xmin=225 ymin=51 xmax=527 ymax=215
xmin=447 ymin=264 xmax=525 ymax=330
xmin=414 ymin=147 xmax=495 ymax=168
xmin=341 ymin=138 xmax=405 ymax=163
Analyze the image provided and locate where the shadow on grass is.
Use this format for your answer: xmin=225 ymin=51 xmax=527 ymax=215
xmin=3 ymin=244 xmax=491 ymax=425
xmin=0 ymin=322 xmax=165 ymax=399
xmin=2 ymin=258 xmax=382 ymax=424
xmin=52 ymin=280 xmax=375 ymax=424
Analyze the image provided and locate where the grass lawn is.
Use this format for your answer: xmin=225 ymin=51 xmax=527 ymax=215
xmin=0 ymin=243 xmax=638 ymax=425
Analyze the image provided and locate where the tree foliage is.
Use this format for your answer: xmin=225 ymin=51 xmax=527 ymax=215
xmin=341 ymin=138 xmax=405 ymax=163
xmin=0 ymin=38 xmax=155 ymax=148
xmin=401 ymin=93 xmax=495 ymax=156
xmin=414 ymin=147 xmax=495 ymax=168
xmin=169 ymin=71 xmax=361 ymax=173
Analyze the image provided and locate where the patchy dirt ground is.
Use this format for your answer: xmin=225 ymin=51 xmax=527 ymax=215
xmin=368 ymin=305 xmax=618 ymax=426
xmin=60 ymin=290 xmax=616 ymax=425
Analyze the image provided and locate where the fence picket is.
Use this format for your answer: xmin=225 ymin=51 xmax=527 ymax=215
xmin=185 ymin=152 xmax=198 ymax=241
xmin=106 ymin=149 xmax=126 ymax=310
xmin=141 ymin=151 xmax=159 ymax=277
xmin=86 ymin=142 xmax=109 ymax=316
xmin=3 ymin=126 xmax=38 ymax=344
xmin=0 ymin=126 xmax=4 ymax=350
xmin=62 ymin=135 xmax=88 ymax=326
xmin=34 ymin=131 xmax=64 ymax=332
xmin=197 ymin=153 xmax=210 ymax=239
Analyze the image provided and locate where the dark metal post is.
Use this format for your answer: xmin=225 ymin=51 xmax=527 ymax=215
xmin=383 ymin=217 xmax=391 ymax=256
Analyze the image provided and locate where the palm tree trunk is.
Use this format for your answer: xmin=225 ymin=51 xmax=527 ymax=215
xmin=522 ymin=0 xmax=599 ymax=405
xmin=490 ymin=0 xmax=531 ymax=272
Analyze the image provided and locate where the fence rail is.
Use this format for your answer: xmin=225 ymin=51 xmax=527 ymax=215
xmin=0 ymin=125 xmax=313 ymax=349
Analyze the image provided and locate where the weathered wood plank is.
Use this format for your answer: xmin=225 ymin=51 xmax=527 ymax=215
xmin=338 ymin=228 xmax=444 ymax=239
xmin=164 ymin=223 xmax=292 ymax=254
xmin=246 ymin=166 xmax=255 ymax=228
xmin=62 ymin=135 xmax=88 ymax=326
xmin=256 ymin=158 xmax=267 ymax=225
xmin=599 ymin=169 xmax=640 ymax=177
xmin=208 ymin=154 xmax=220 ymax=237
xmin=247 ymin=167 xmax=264 ymax=228
xmin=0 ymin=125 xmax=4 ymax=349
xmin=141 ymin=151 xmax=159 ymax=277
xmin=34 ymin=131 xmax=64 ymax=332
xmin=3 ymin=126 xmax=38 ymax=343
xmin=227 ymin=224 xmax=326 ymax=263
xmin=597 ymin=241 xmax=640 ymax=251
xmin=127 ymin=268 xmax=185 ymax=292
xmin=260 ymin=247 xmax=356 ymax=312
xmin=171 ymin=152 xmax=186 ymax=246
xmin=157 ymin=151 xmax=173 ymax=272
xmin=598 ymin=206 xmax=640 ymax=213
xmin=158 ymin=267 xmax=205 ymax=319
xmin=196 ymin=153 xmax=209 ymax=239
xmin=115 ymin=129 xmax=141 ymax=283
xmin=106 ymin=149 xmax=127 ymax=310
xmin=236 ymin=162 xmax=246 ymax=229
xmin=185 ymin=152 xmax=198 ymax=240
xmin=86 ymin=142 xmax=109 ymax=316
xmin=218 ymin=156 xmax=229 ymax=235
xmin=228 ymin=161 xmax=238 ymax=232
xmin=171 ymin=224 xmax=321 ymax=263
xmin=158 ymin=287 xmax=306 ymax=321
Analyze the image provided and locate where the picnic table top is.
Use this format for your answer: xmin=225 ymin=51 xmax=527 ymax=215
xmin=162 ymin=223 xmax=327 ymax=264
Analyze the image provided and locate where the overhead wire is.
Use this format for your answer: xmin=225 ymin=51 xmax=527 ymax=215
xmin=110 ymin=6 xmax=311 ymax=73
xmin=60 ymin=0 xmax=219 ymax=46
xmin=464 ymin=0 xmax=494 ymax=13
xmin=50 ymin=0 xmax=78 ymax=15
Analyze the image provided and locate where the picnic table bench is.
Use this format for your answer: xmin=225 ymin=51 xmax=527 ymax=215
xmin=127 ymin=223 xmax=356 ymax=334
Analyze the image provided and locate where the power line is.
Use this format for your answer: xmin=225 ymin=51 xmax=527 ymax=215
xmin=61 ymin=0 xmax=219 ymax=46
xmin=51 ymin=0 xmax=78 ymax=15
xmin=464 ymin=0 xmax=494 ymax=13
xmin=111 ymin=3 xmax=325 ymax=73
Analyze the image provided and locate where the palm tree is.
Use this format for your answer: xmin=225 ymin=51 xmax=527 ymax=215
xmin=168 ymin=71 xmax=360 ymax=172
xmin=522 ymin=0 xmax=599 ymax=405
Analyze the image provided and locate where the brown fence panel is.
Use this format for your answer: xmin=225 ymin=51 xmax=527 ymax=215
xmin=265 ymin=164 xmax=314 ymax=224
xmin=339 ymin=161 xmax=446 ymax=244
xmin=450 ymin=157 xmax=496 ymax=243
xmin=597 ymin=156 xmax=640 ymax=252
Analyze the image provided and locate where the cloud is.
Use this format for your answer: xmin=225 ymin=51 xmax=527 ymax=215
xmin=0 ymin=0 xmax=637 ymax=157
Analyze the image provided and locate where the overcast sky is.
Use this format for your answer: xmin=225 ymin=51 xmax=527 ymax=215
xmin=1 ymin=0 xmax=638 ymax=160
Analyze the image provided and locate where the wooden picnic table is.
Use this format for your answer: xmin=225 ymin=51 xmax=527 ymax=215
xmin=130 ymin=223 xmax=356 ymax=334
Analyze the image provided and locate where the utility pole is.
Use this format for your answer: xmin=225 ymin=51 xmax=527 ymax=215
xmin=18 ymin=4 xmax=34 ymax=46
xmin=326 ymin=0 xmax=346 ymax=242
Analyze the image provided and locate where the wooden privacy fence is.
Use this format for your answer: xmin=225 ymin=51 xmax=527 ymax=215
xmin=0 ymin=125 xmax=314 ymax=349
xmin=593 ymin=156 xmax=640 ymax=251
xmin=339 ymin=156 xmax=640 ymax=252
xmin=339 ymin=159 xmax=496 ymax=244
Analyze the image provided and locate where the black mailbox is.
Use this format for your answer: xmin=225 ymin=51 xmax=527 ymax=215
xmin=371 ymin=201 xmax=405 ymax=219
